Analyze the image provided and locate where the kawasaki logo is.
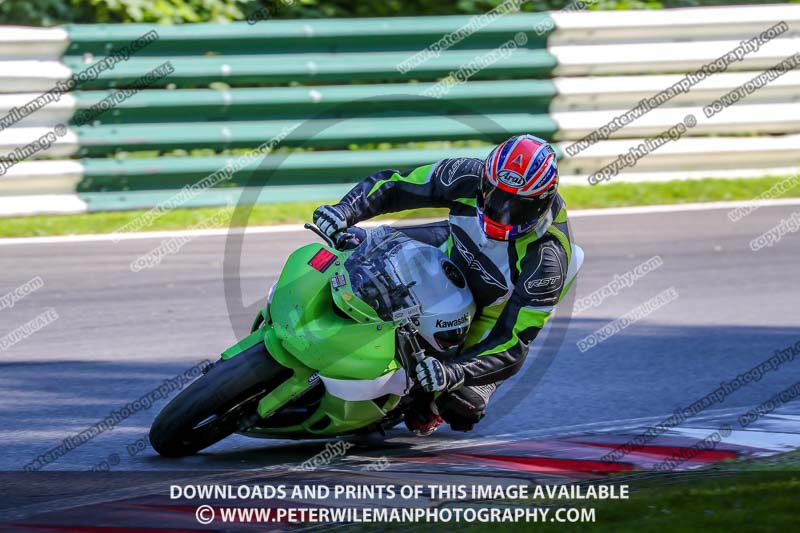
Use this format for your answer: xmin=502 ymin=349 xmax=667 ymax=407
xmin=435 ymin=314 xmax=469 ymax=329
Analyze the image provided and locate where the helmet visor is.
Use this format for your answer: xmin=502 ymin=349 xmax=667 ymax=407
xmin=479 ymin=181 xmax=551 ymax=227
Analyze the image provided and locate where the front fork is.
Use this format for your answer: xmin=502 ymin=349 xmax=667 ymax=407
xmin=396 ymin=319 xmax=428 ymax=392
xmin=250 ymin=283 xmax=277 ymax=333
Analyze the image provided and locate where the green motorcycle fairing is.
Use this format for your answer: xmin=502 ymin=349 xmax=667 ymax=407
xmin=221 ymin=242 xmax=405 ymax=437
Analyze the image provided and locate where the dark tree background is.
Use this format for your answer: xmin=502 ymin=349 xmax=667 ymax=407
xmin=0 ymin=0 xmax=795 ymax=26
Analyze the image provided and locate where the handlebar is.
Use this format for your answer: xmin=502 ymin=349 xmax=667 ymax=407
xmin=305 ymin=223 xmax=367 ymax=251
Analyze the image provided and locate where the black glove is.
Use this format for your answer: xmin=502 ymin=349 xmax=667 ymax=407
xmin=313 ymin=204 xmax=352 ymax=239
xmin=415 ymin=357 xmax=463 ymax=393
xmin=334 ymin=226 xmax=368 ymax=250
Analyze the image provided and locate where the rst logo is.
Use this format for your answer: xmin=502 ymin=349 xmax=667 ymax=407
xmin=524 ymin=273 xmax=562 ymax=297
xmin=527 ymin=276 xmax=560 ymax=289
xmin=523 ymin=246 xmax=564 ymax=298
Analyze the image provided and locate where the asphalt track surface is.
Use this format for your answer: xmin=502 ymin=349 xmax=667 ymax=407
xmin=1 ymin=202 xmax=798 ymax=473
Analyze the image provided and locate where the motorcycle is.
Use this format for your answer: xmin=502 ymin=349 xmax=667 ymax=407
xmin=150 ymin=224 xmax=476 ymax=457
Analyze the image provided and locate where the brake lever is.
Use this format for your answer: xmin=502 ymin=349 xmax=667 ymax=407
xmin=304 ymin=223 xmax=335 ymax=248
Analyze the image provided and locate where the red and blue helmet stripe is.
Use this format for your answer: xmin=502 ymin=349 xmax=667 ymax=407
xmin=484 ymin=134 xmax=558 ymax=198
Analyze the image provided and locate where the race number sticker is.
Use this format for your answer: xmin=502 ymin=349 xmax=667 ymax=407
xmin=308 ymin=249 xmax=336 ymax=272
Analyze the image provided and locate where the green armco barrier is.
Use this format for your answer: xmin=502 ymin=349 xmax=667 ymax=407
xmin=70 ymin=80 xmax=556 ymax=124
xmin=78 ymin=147 xmax=497 ymax=192
xmin=79 ymin=145 xmax=566 ymax=193
xmin=63 ymin=15 xmax=553 ymax=56
xmin=63 ymin=48 xmax=557 ymax=88
xmin=73 ymin=114 xmax=558 ymax=155
xmin=56 ymin=12 xmax=560 ymax=210
xmin=77 ymin=185 xmax=358 ymax=212
xmin=2 ymin=7 xmax=796 ymax=217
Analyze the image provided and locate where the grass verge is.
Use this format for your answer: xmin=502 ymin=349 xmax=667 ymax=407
xmin=461 ymin=450 xmax=800 ymax=533
xmin=1 ymin=175 xmax=798 ymax=238
xmin=339 ymin=450 xmax=800 ymax=533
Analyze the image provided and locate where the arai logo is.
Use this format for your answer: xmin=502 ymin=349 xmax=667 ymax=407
xmin=497 ymin=170 xmax=525 ymax=188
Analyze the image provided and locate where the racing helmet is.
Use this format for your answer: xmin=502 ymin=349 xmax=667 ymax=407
xmin=479 ymin=134 xmax=559 ymax=240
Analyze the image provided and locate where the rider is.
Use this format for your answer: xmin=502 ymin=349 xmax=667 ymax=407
xmin=313 ymin=134 xmax=578 ymax=434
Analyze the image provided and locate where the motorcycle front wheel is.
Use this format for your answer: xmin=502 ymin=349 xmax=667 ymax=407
xmin=149 ymin=341 xmax=291 ymax=457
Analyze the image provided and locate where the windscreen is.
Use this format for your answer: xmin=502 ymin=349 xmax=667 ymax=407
xmin=344 ymin=228 xmax=452 ymax=322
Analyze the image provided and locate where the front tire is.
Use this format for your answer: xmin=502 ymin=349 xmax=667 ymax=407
xmin=149 ymin=341 xmax=291 ymax=457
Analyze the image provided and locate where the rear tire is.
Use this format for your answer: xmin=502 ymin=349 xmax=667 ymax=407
xmin=149 ymin=342 xmax=291 ymax=457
